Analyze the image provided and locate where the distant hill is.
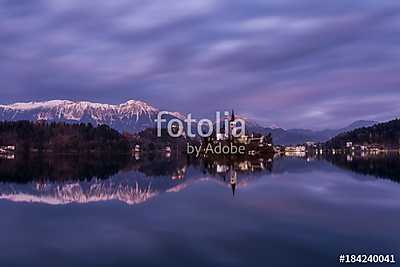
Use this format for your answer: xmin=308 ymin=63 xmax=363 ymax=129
xmin=325 ymin=118 xmax=400 ymax=148
xmin=245 ymin=120 xmax=377 ymax=145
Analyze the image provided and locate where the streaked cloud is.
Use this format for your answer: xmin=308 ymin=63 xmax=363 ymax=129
xmin=0 ymin=0 xmax=399 ymax=129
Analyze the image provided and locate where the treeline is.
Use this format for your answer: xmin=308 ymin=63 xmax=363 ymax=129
xmin=0 ymin=121 xmax=130 ymax=154
xmin=326 ymin=118 xmax=400 ymax=148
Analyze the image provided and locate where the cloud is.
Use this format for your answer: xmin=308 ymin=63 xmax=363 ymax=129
xmin=0 ymin=0 xmax=399 ymax=128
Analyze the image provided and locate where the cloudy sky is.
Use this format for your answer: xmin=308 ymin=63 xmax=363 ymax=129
xmin=0 ymin=0 xmax=399 ymax=129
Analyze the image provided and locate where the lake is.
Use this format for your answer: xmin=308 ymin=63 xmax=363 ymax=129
xmin=0 ymin=153 xmax=399 ymax=267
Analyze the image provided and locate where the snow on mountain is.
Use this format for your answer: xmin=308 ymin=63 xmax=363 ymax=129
xmin=0 ymin=179 xmax=158 ymax=205
xmin=1 ymin=100 xmax=73 ymax=110
xmin=0 ymin=100 xmax=183 ymax=133
xmin=0 ymin=172 xmax=260 ymax=205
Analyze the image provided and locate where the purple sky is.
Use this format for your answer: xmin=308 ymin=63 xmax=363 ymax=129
xmin=0 ymin=0 xmax=399 ymax=129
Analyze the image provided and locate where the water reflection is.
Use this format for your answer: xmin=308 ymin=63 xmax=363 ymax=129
xmin=0 ymin=154 xmax=275 ymax=205
xmin=325 ymin=152 xmax=400 ymax=183
xmin=201 ymin=157 xmax=273 ymax=195
xmin=0 ymin=152 xmax=399 ymax=205
xmin=0 ymin=154 xmax=130 ymax=182
xmin=0 ymin=179 xmax=156 ymax=205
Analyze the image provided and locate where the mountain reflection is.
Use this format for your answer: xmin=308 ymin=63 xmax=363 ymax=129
xmin=0 ymin=152 xmax=399 ymax=205
xmin=0 ymin=180 xmax=156 ymax=205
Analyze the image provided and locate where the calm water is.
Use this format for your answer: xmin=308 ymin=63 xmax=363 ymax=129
xmin=0 ymin=153 xmax=399 ymax=267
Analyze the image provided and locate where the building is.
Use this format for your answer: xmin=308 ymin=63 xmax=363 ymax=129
xmin=0 ymin=145 xmax=16 ymax=154
xmin=285 ymin=146 xmax=306 ymax=153
xmin=201 ymin=110 xmax=274 ymax=156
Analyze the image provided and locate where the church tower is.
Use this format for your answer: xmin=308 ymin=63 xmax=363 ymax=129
xmin=229 ymin=109 xmax=236 ymax=140
xmin=230 ymin=109 xmax=235 ymax=122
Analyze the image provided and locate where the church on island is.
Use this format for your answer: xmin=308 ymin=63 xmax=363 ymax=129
xmin=200 ymin=110 xmax=274 ymax=157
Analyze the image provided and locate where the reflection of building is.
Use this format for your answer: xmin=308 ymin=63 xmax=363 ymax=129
xmin=216 ymin=164 xmax=229 ymax=173
xmin=134 ymin=152 xmax=140 ymax=160
xmin=237 ymin=159 xmax=267 ymax=171
xmin=0 ymin=145 xmax=16 ymax=160
xmin=0 ymin=154 xmax=15 ymax=160
xmin=285 ymin=146 xmax=306 ymax=153
xmin=284 ymin=146 xmax=306 ymax=157
xmin=171 ymin=166 xmax=187 ymax=180
xmin=165 ymin=146 xmax=172 ymax=158
xmin=133 ymin=145 xmax=141 ymax=159
xmin=238 ymin=161 xmax=250 ymax=171
xmin=230 ymin=170 xmax=237 ymax=196
xmin=203 ymin=156 xmax=273 ymax=196
xmin=347 ymin=155 xmax=353 ymax=162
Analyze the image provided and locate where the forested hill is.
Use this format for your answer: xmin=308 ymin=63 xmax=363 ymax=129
xmin=0 ymin=121 xmax=129 ymax=154
xmin=325 ymin=118 xmax=400 ymax=148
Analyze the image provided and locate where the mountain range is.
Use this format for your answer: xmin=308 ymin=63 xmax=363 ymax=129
xmin=262 ymin=120 xmax=377 ymax=145
xmin=228 ymin=116 xmax=377 ymax=144
xmin=0 ymin=100 xmax=377 ymax=145
xmin=0 ymin=100 xmax=182 ymax=133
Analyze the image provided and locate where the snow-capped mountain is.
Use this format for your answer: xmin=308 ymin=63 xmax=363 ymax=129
xmin=0 ymin=100 xmax=183 ymax=133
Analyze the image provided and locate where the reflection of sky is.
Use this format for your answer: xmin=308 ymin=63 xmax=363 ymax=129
xmin=1 ymin=1 xmax=400 ymax=128
xmin=0 ymin=160 xmax=399 ymax=267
